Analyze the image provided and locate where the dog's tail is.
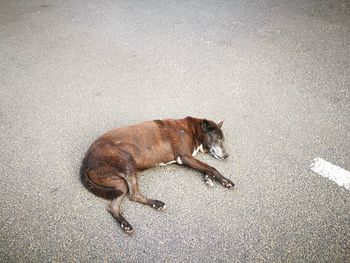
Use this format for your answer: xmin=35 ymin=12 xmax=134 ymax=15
xmin=80 ymin=158 xmax=120 ymax=200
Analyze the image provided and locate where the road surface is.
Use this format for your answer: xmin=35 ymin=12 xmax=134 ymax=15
xmin=1 ymin=0 xmax=350 ymax=262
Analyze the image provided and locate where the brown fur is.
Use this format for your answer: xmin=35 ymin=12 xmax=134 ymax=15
xmin=80 ymin=116 xmax=234 ymax=234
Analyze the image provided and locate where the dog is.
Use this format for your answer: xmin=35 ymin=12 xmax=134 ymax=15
xmin=80 ymin=116 xmax=234 ymax=234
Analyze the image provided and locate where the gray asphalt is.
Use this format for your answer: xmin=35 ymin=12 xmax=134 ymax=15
xmin=1 ymin=0 xmax=350 ymax=262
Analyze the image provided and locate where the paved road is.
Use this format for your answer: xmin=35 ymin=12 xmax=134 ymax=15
xmin=1 ymin=0 xmax=350 ymax=262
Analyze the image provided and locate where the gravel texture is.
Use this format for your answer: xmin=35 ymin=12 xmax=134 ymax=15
xmin=1 ymin=0 xmax=350 ymax=262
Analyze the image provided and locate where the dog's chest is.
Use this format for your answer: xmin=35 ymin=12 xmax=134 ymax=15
xmin=192 ymin=144 xmax=204 ymax=156
xmin=158 ymin=144 xmax=203 ymax=166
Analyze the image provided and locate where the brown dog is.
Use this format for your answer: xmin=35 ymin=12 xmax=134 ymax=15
xmin=80 ymin=116 xmax=234 ymax=234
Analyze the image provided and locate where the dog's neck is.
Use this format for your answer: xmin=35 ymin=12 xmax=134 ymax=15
xmin=185 ymin=116 xmax=205 ymax=148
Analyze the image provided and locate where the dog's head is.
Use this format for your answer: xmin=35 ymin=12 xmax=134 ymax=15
xmin=200 ymin=119 xmax=228 ymax=160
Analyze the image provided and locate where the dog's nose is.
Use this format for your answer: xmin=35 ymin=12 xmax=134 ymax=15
xmin=223 ymin=153 xmax=229 ymax=159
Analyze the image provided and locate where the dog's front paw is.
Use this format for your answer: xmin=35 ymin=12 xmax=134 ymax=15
xmin=204 ymin=174 xmax=214 ymax=188
xmin=120 ymin=220 xmax=134 ymax=235
xmin=152 ymin=200 xmax=166 ymax=211
xmin=221 ymin=178 xmax=235 ymax=189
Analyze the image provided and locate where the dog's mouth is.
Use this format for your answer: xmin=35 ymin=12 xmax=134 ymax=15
xmin=209 ymin=149 xmax=228 ymax=160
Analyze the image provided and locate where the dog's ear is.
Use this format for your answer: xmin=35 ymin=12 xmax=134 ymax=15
xmin=201 ymin=120 xmax=214 ymax=132
xmin=218 ymin=121 xmax=224 ymax=128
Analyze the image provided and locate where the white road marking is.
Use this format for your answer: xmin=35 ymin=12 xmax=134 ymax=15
xmin=310 ymin=157 xmax=350 ymax=191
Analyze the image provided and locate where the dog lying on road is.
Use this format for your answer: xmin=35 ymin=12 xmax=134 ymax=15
xmin=80 ymin=116 xmax=234 ymax=234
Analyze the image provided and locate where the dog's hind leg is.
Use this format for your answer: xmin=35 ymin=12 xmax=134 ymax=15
xmin=106 ymin=178 xmax=134 ymax=234
xmin=107 ymin=150 xmax=166 ymax=211
xmin=87 ymin=169 xmax=134 ymax=234
xmin=126 ymin=174 xmax=166 ymax=211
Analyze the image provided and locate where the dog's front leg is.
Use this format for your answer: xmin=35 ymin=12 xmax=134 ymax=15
xmin=179 ymin=155 xmax=234 ymax=189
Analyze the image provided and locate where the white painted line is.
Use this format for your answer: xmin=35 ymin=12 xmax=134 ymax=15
xmin=310 ymin=157 xmax=350 ymax=191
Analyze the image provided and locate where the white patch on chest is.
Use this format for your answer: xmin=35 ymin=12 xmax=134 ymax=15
xmin=192 ymin=144 xmax=204 ymax=156
xmin=158 ymin=145 xmax=203 ymax=167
